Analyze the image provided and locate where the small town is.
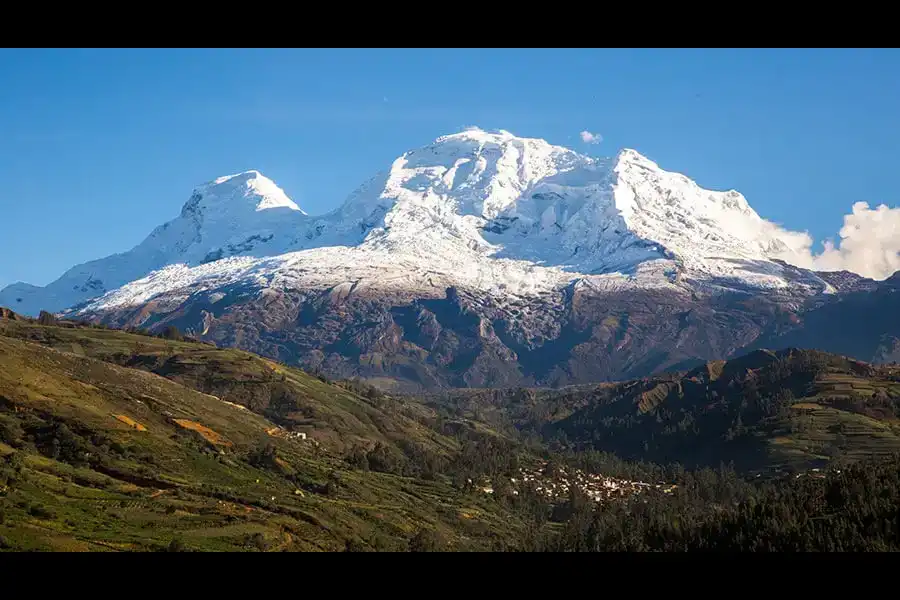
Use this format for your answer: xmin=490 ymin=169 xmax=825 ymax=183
xmin=475 ymin=461 xmax=678 ymax=504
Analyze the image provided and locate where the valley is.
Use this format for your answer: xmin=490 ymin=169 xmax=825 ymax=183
xmin=2 ymin=307 xmax=900 ymax=551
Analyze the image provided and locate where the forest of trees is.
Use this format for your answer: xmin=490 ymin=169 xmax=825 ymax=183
xmin=529 ymin=454 xmax=900 ymax=551
xmin=336 ymin=390 xmax=900 ymax=552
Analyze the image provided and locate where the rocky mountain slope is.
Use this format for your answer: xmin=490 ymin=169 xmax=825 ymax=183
xmin=2 ymin=128 xmax=898 ymax=390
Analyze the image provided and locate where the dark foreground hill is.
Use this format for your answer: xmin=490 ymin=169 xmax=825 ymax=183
xmin=72 ymin=271 xmax=900 ymax=393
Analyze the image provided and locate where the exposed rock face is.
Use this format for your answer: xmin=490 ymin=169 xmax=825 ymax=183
xmin=747 ymin=274 xmax=900 ymax=364
xmin=79 ymin=271 xmax=900 ymax=391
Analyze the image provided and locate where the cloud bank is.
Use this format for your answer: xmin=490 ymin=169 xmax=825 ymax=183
xmin=774 ymin=202 xmax=900 ymax=280
xmin=580 ymin=130 xmax=602 ymax=144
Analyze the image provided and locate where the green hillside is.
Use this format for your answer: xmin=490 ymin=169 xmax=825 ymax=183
xmin=0 ymin=313 xmax=532 ymax=552
xmin=5 ymin=310 xmax=900 ymax=552
xmin=429 ymin=349 xmax=900 ymax=474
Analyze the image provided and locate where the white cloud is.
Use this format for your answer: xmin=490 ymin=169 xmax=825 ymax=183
xmin=772 ymin=202 xmax=900 ymax=280
xmin=580 ymin=130 xmax=602 ymax=144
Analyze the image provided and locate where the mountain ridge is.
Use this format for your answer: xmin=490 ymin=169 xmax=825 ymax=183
xmin=0 ymin=128 xmax=851 ymax=318
xmin=2 ymin=128 xmax=898 ymax=391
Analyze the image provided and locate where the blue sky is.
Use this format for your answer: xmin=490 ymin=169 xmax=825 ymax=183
xmin=1 ymin=48 xmax=899 ymax=288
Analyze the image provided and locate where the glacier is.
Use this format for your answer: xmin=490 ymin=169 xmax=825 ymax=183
xmin=0 ymin=127 xmax=837 ymax=318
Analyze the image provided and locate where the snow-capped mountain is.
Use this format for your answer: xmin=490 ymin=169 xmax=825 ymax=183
xmin=1 ymin=128 xmax=831 ymax=317
xmin=0 ymin=170 xmax=305 ymax=315
xmin=3 ymin=128 xmax=895 ymax=390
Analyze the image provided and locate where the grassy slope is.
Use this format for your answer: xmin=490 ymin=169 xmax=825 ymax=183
xmin=0 ymin=318 xmax=526 ymax=552
xmin=0 ymin=318 xmax=474 ymax=456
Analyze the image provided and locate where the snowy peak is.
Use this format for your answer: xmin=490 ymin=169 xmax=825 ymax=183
xmin=322 ymin=128 xmax=594 ymax=260
xmin=615 ymin=147 xmax=657 ymax=168
xmin=183 ymin=170 xmax=305 ymax=217
xmin=0 ymin=128 xmax=842 ymax=317
xmin=609 ymin=147 xmax=788 ymax=269
xmin=612 ymin=147 xmax=753 ymax=216
xmin=0 ymin=169 xmax=311 ymax=316
xmin=371 ymin=127 xmax=586 ymax=218
xmin=156 ymin=169 xmax=310 ymax=267
xmin=333 ymin=131 xmax=821 ymax=288
xmin=299 ymin=130 xmax=813 ymax=280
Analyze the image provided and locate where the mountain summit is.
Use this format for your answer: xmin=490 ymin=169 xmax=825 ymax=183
xmin=0 ymin=170 xmax=307 ymax=315
xmin=184 ymin=170 xmax=304 ymax=216
xmin=1 ymin=129 xmax=833 ymax=316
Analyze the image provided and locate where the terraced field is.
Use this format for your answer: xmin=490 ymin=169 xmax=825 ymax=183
xmin=764 ymin=371 xmax=900 ymax=469
xmin=431 ymin=349 xmax=900 ymax=474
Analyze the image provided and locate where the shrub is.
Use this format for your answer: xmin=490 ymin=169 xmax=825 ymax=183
xmin=0 ymin=415 xmax=23 ymax=445
xmin=251 ymin=533 xmax=269 ymax=551
xmin=408 ymin=528 xmax=445 ymax=552
xmin=28 ymin=504 xmax=56 ymax=520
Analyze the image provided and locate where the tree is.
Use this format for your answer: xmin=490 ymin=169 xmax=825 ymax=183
xmin=347 ymin=447 xmax=370 ymax=471
xmin=324 ymin=471 xmax=342 ymax=496
xmin=162 ymin=325 xmax=182 ymax=341
xmin=344 ymin=538 xmax=371 ymax=552
xmin=251 ymin=533 xmax=269 ymax=551
xmin=50 ymin=438 xmax=61 ymax=460
xmin=0 ymin=415 xmax=23 ymax=445
xmin=368 ymin=443 xmax=403 ymax=474
xmin=408 ymin=527 xmax=445 ymax=552
xmin=38 ymin=310 xmax=57 ymax=326
xmin=248 ymin=442 xmax=279 ymax=471
xmin=492 ymin=476 xmax=514 ymax=505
